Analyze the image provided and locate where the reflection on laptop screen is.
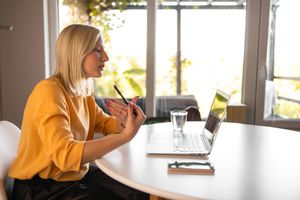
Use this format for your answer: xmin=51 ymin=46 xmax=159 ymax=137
xmin=203 ymin=90 xmax=230 ymax=144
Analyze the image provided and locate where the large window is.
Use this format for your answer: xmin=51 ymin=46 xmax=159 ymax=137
xmin=54 ymin=0 xmax=300 ymax=129
xmin=155 ymin=1 xmax=246 ymax=117
xmin=58 ymin=0 xmax=246 ymax=119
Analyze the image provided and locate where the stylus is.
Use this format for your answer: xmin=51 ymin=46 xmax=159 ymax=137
xmin=113 ymin=85 xmax=129 ymax=105
xmin=113 ymin=85 xmax=137 ymax=116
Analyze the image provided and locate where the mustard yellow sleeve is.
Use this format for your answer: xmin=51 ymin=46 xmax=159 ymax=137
xmin=92 ymin=97 xmax=121 ymax=135
xmin=33 ymin=82 xmax=84 ymax=172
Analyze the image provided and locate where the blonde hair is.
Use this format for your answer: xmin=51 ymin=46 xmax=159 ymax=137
xmin=53 ymin=24 xmax=100 ymax=96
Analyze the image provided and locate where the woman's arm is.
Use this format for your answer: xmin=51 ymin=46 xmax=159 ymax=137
xmin=81 ymin=102 xmax=145 ymax=164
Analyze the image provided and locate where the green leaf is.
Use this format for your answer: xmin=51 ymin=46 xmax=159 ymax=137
xmin=123 ymin=68 xmax=145 ymax=75
xmin=124 ymin=77 xmax=143 ymax=96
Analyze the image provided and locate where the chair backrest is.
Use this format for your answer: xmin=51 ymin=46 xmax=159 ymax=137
xmin=144 ymin=106 xmax=201 ymax=124
xmin=0 ymin=121 xmax=20 ymax=200
xmin=185 ymin=106 xmax=201 ymax=121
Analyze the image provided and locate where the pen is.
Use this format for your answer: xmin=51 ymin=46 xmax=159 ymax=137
xmin=113 ymin=85 xmax=137 ymax=116
xmin=113 ymin=85 xmax=129 ymax=105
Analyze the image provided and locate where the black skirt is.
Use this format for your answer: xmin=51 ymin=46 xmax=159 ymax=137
xmin=13 ymin=166 xmax=149 ymax=200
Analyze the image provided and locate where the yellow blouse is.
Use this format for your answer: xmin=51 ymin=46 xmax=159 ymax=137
xmin=8 ymin=77 xmax=120 ymax=181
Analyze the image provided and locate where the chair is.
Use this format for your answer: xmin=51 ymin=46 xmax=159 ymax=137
xmin=184 ymin=106 xmax=201 ymax=121
xmin=144 ymin=116 xmax=170 ymax=125
xmin=144 ymin=106 xmax=201 ymax=124
xmin=0 ymin=121 xmax=20 ymax=200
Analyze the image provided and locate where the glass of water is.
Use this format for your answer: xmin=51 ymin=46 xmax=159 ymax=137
xmin=170 ymin=110 xmax=188 ymax=135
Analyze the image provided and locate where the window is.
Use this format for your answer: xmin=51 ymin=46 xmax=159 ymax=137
xmin=52 ymin=0 xmax=300 ymax=129
xmin=255 ymin=0 xmax=300 ymax=129
xmin=58 ymin=0 xmax=246 ymax=119
xmin=155 ymin=1 xmax=246 ymax=117
xmin=265 ymin=0 xmax=300 ymax=119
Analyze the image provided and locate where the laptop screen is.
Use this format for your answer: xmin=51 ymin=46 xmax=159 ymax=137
xmin=203 ymin=89 xmax=230 ymax=147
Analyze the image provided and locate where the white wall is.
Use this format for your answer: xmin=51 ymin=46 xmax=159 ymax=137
xmin=0 ymin=0 xmax=46 ymax=127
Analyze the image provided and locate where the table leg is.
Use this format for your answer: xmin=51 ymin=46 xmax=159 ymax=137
xmin=150 ymin=194 xmax=169 ymax=200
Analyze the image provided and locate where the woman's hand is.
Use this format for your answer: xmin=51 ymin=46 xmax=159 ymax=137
xmin=122 ymin=101 xmax=146 ymax=142
xmin=82 ymin=100 xmax=146 ymax=164
xmin=105 ymin=96 xmax=140 ymax=129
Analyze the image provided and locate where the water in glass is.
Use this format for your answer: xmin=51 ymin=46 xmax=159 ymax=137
xmin=170 ymin=110 xmax=187 ymax=134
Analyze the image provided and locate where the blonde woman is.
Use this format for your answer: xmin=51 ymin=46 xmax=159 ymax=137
xmin=9 ymin=24 xmax=148 ymax=200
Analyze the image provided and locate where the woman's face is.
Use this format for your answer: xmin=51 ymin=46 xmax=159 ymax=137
xmin=82 ymin=41 xmax=109 ymax=78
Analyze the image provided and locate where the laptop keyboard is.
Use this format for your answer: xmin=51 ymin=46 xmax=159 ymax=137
xmin=173 ymin=134 xmax=205 ymax=152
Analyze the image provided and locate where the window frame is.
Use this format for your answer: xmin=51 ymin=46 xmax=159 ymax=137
xmin=254 ymin=0 xmax=300 ymax=130
xmin=43 ymin=0 xmax=59 ymax=77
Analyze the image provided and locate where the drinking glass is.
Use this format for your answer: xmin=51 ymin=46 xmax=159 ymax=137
xmin=170 ymin=110 xmax=187 ymax=135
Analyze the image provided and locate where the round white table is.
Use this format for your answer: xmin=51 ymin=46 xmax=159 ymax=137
xmin=95 ymin=122 xmax=300 ymax=200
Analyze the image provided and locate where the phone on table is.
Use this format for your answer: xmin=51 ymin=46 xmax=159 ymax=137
xmin=168 ymin=161 xmax=215 ymax=175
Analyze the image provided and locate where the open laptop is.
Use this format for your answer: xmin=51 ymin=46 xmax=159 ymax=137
xmin=146 ymin=89 xmax=230 ymax=156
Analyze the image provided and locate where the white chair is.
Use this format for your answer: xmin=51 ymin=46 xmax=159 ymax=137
xmin=0 ymin=121 xmax=20 ymax=200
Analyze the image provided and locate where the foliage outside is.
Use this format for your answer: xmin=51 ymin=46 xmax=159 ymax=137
xmin=62 ymin=0 xmax=145 ymax=97
xmin=60 ymin=0 xmax=300 ymax=120
xmin=273 ymin=64 xmax=300 ymax=118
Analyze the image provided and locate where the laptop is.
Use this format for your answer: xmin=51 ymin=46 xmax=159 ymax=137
xmin=146 ymin=89 xmax=230 ymax=156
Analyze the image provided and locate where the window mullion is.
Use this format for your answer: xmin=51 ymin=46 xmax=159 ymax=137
xmin=176 ymin=1 xmax=181 ymax=95
xmin=146 ymin=0 xmax=157 ymax=117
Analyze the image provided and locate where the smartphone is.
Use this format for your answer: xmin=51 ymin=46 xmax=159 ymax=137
xmin=167 ymin=161 xmax=215 ymax=175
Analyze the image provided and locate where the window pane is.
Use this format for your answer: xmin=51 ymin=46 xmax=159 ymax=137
xmin=156 ymin=4 xmax=246 ymax=118
xmin=265 ymin=0 xmax=300 ymax=119
xmin=181 ymin=9 xmax=245 ymax=117
xmin=95 ymin=10 xmax=146 ymax=98
xmin=156 ymin=10 xmax=177 ymax=96
xmin=273 ymin=79 xmax=300 ymax=118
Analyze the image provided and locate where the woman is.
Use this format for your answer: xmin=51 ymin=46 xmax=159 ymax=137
xmin=8 ymin=24 xmax=148 ymax=200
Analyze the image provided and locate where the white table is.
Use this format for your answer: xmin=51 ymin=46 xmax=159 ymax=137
xmin=95 ymin=122 xmax=300 ymax=200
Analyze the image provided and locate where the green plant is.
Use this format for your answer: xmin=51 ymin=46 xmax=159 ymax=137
xmin=165 ymin=55 xmax=192 ymax=95
xmin=94 ymin=56 xmax=145 ymax=97
xmin=62 ymin=0 xmax=146 ymax=96
xmin=62 ymin=0 xmax=143 ymax=43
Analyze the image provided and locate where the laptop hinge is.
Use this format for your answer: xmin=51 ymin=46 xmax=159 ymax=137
xmin=201 ymin=135 xmax=212 ymax=153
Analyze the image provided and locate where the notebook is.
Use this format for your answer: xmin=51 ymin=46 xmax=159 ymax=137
xmin=146 ymin=89 xmax=230 ymax=156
